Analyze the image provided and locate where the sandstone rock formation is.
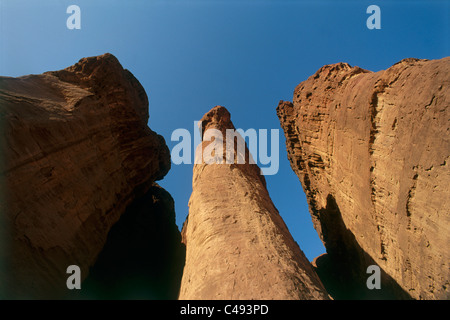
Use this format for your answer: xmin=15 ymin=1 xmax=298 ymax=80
xmin=179 ymin=106 xmax=329 ymax=300
xmin=0 ymin=53 xmax=174 ymax=298
xmin=277 ymin=57 xmax=450 ymax=299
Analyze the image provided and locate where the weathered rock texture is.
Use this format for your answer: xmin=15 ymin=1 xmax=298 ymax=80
xmin=179 ymin=106 xmax=329 ymax=300
xmin=0 ymin=53 xmax=172 ymax=298
xmin=277 ymin=57 xmax=450 ymax=300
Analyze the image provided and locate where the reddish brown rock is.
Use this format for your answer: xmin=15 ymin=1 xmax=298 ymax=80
xmin=179 ymin=106 xmax=329 ymax=300
xmin=0 ymin=54 xmax=171 ymax=298
xmin=277 ymin=57 xmax=450 ymax=299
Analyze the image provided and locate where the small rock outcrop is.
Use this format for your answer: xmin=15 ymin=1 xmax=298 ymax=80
xmin=277 ymin=57 xmax=450 ymax=299
xmin=0 ymin=54 xmax=174 ymax=298
xmin=179 ymin=106 xmax=329 ymax=300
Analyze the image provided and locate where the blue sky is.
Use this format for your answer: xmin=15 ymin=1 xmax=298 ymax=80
xmin=1 ymin=0 xmax=448 ymax=261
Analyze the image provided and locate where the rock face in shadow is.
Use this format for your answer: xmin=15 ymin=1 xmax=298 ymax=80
xmin=178 ymin=106 xmax=329 ymax=300
xmin=81 ymin=183 xmax=185 ymax=300
xmin=0 ymin=54 xmax=173 ymax=298
xmin=277 ymin=57 xmax=450 ymax=300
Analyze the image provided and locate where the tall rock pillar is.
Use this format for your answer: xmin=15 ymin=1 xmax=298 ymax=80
xmin=179 ymin=106 xmax=329 ymax=300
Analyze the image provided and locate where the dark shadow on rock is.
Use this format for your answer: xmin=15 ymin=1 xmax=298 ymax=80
xmin=312 ymin=194 xmax=412 ymax=300
xmin=77 ymin=183 xmax=185 ymax=300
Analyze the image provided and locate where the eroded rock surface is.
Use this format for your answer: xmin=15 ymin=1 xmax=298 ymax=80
xmin=277 ymin=57 xmax=450 ymax=299
xmin=179 ymin=106 xmax=329 ymax=300
xmin=0 ymin=54 xmax=172 ymax=298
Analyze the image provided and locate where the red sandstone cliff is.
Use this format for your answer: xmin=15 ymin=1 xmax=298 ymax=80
xmin=277 ymin=57 xmax=450 ymax=299
xmin=0 ymin=54 xmax=176 ymax=298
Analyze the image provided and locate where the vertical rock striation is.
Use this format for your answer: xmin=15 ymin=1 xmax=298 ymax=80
xmin=277 ymin=57 xmax=450 ymax=299
xmin=0 ymin=54 xmax=174 ymax=298
xmin=179 ymin=106 xmax=329 ymax=300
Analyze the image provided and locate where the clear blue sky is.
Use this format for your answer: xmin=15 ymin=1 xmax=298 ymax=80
xmin=1 ymin=0 xmax=448 ymax=261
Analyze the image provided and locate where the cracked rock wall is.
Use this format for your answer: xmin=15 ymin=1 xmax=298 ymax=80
xmin=0 ymin=54 xmax=171 ymax=298
xmin=277 ymin=57 xmax=450 ymax=299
